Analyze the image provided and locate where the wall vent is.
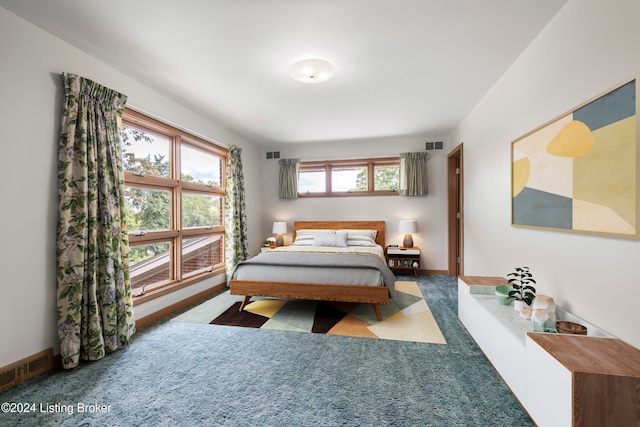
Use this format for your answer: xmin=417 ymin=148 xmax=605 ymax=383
xmin=266 ymin=151 xmax=281 ymax=159
xmin=425 ymin=141 xmax=444 ymax=150
xmin=0 ymin=348 xmax=53 ymax=394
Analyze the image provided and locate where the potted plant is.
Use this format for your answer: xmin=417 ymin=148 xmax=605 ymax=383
xmin=507 ymin=266 xmax=536 ymax=312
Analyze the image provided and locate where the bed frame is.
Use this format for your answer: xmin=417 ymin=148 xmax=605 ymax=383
xmin=229 ymin=220 xmax=390 ymax=321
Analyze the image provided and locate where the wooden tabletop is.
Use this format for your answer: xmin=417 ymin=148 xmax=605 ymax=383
xmin=459 ymin=275 xmax=508 ymax=286
xmin=527 ymin=333 xmax=640 ymax=376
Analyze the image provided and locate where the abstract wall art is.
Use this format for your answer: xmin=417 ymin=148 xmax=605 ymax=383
xmin=511 ymin=76 xmax=639 ymax=239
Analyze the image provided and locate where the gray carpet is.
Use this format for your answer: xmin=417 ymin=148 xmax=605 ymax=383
xmin=1 ymin=275 xmax=533 ymax=426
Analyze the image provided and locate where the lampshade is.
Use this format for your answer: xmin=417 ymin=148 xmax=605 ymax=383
xmin=289 ymin=59 xmax=335 ymax=84
xmin=398 ymin=220 xmax=418 ymax=234
xmin=272 ymin=221 xmax=287 ymax=234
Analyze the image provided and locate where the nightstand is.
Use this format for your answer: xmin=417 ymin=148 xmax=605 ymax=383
xmin=386 ymin=246 xmax=420 ymax=277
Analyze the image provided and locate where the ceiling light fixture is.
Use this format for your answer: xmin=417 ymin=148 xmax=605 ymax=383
xmin=289 ymin=59 xmax=335 ymax=84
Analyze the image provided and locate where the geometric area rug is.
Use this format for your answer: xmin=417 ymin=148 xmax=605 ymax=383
xmin=172 ymin=281 xmax=446 ymax=344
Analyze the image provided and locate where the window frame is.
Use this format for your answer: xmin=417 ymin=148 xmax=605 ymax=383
xmin=298 ymin=157 xmax=400 ymax=197
xmin=122 ymin=109 xmax=227 ymax=304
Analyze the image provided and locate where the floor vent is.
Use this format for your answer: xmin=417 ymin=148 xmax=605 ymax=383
xmin=0 ymin=348 xmax=53 ymax=394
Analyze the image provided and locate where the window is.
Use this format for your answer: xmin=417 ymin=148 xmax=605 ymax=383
xmin=299 ymin=166 xmax=326 ymax=193
xmin=373 ymin=162 xmax=400 ymax=191
xmin=122 ymin=109 xmax=227 ymax=302
xmin=331 ymin=165 xmax=367 ymax=192
xmin=298 ymin=157 xmax=399 ymax=197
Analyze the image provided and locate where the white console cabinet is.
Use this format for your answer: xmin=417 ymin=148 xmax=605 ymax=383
xmin=458 ymin=276 xmax=640 ymax=427
xmin=457 ymin=276 xmax=530 ymax=403
xmin=526 ymin=334 xmax=572 ymax=426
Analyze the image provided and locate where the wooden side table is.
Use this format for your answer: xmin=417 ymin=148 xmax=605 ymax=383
xmin=386 ymin=246 xmax=420 ymax=277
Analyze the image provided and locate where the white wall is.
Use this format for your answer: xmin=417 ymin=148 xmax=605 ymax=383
xmin=449 ymin=0 xmax=640 ymax=349
xmin=0 ymin=8 xmax=262 ymax=367
xmin=259 ymin=136 xmax=450 ymax=271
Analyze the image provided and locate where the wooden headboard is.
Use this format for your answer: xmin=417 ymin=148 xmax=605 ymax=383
xmin=292 ymin=221 xmax=386 ymax=247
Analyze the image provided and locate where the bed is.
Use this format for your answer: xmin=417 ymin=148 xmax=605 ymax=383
xmin=228 ymin=221 xmax=396 ymax=321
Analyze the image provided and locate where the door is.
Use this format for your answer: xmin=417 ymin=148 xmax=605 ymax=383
xmin=447 ymin=144 xmax=463 ymax=276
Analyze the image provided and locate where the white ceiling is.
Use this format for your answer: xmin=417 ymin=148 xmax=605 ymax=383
xmin=1 ymin=0 xmax=567 ymax=146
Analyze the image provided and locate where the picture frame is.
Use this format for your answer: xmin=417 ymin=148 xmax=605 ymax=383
xmin=511 ymin=76 xmax=639 ymax=239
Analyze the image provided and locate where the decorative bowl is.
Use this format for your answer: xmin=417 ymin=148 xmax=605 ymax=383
xmin=556 ymin=321 xmax=587 ymax=335
xmin=494 ymin=285 xmax=514 ymax=305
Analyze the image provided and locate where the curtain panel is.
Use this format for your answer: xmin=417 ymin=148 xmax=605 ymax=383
xmin=279 ymin=158 xmax=300 ymax=199
xmin=399 ymin=152 xmax=430 ymax=196
xmin=224 ymin=145 xmax=249 ymax=278
xmin=56 ymin=73 xmax=135 ymax=369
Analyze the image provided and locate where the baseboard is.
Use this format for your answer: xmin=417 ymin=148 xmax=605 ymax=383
xmin=418 ymin=269 xmax=449 ymax=276
xmin=0 ymin=348 xmax=53 ymax=394
xmin=135 ymin=282 xmax=226 ymax=330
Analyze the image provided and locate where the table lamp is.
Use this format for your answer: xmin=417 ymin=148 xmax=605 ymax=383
xmin=399 ymin=220 xmax=418 ymax=248
xmin=272 ymin=221 xmax=287 ymax=246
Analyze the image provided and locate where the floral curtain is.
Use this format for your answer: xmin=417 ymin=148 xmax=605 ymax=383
xmin=399 ymin=152 xmax=430 ymax=196
xmin=279 ymin=158 xmax=300 ymax=199
xmin=224 ymin=145 xmax=249 ymax=278
xmin=56 ymin=73 xmax=135 ymax=369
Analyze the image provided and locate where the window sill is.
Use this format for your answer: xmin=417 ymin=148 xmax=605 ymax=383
xmin=132 ymin=265 xmax=226 ymax=305
xmin=298 ymin=191 xmax=399 ymax=198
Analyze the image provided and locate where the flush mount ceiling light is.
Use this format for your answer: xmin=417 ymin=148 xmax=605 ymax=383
xmin=289 ymin=59 xmax=335 ymax=84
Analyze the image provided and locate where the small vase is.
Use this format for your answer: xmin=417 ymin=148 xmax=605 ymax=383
xmin=532 ymin=309 xmax=557 ymax=333
xmin=513 ymin=300 xmax=526 ymax=312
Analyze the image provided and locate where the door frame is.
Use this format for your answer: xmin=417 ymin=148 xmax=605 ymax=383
xmin=447 ymin=143 xmax=464 ymax=276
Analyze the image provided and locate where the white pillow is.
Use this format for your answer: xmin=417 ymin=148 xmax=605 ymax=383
xmin=338 ymin=229 xmax=377 ymax=246
xmin=313 ymin=232 xmax=348 ymax=247
xmin=293 ymin=229 xmax=335 ymax=246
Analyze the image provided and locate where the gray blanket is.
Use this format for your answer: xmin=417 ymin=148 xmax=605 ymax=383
xmin=230 ymin=251 xmax=396 ymax=297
